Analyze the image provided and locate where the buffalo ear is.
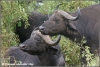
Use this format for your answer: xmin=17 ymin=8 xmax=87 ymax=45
xmin=48 ymin=47 xmax=58 ymax=55
xmin=66 ymin=23 xmax=80 ymax=36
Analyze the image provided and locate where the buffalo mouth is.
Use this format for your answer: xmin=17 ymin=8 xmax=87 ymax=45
xmin=39 ymin=29 xmax=57 ymax=36
xmin=39 ymin=30 xmax=48 ymax=35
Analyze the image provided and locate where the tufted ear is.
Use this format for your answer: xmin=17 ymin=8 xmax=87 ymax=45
xmin=66 ymin=23 xmax=80 ymax=36
xmin=48 ymin=47 xmax=58 ymax=55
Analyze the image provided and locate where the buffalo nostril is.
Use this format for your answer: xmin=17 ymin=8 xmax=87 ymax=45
xmin=39 ymin=26 xmax=44 ymax=31
xmin=19 ymin=44 xmax=27 ymax=49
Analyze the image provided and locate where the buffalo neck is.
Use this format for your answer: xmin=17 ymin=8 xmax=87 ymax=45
xmin=38 ymin=51 xmax=56 ymax=66
xmin=63 ymin=30 xmax=82 ymax=43
xmin=62 ymin=18 xmax=83 ymax=43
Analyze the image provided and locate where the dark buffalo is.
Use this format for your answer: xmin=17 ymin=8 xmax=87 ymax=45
xmin=5 ymin=47 xmax=41 ymax=65
xmin=19 ymin=30 xmax=65 ymax=66
xmin=39 ymin=4 xmax=99 ymax=64
xmin=16 ymin=12 xmax=49 ymax=43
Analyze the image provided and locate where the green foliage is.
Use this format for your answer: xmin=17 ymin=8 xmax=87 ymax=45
xmin=87 ymin=56 xmax=99 ymax=66
xmin=59 ymin=36 xmax=80 ymax=66
xmin=84 ymin=46 xmax=94 ymax=64
xmin=1 ymin=1 xmax=29 ymax=47
xmin=1 ymin=1 xmax=28 ymax=32
xmin=1 ymin=0 xmax=99 ymax=66
xmin=32 ymin=1 xmax=98 ymax=14
xmin=81 ymin=46 xmax=99 ymax=66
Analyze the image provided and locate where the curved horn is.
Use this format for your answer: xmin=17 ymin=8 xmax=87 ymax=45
xmin=58 ymin=7 xmax=81 ymax=21
xmin=36 ymin=30 xmax=61 ymax=46
xmin=33 ymin=27 xmax=39 ymax=31
xmin=30 ymin=27 xmax=39 ymax=37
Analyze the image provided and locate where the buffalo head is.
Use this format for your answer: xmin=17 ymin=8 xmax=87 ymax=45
xmin=39 ymin=7 xmax=81 ymax=37
xmin=19 ymin=30 xmax=61 ymax=55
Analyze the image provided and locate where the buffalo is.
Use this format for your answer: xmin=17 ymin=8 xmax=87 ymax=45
xmin=39 ymin=4 xmax=99 ymax=64
xmin=5 ymin=47 xmax=41 ymax=65
xmin=15 ymin=12 xmax=49 ymax=43
xmin=19 ymin=30 xmax=65 ymax=66
xmin=15 ymin=12 xmax=49 ymax=66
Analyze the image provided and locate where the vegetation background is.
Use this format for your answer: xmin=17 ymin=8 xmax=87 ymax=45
xmin=1 ymin=0 xmax=99 ymax=66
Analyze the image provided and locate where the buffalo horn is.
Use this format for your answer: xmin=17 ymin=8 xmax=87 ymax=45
xmin=33 ymin=27 xmax=39 ymax=31
xmin=36 ymin=30 xmax=61 ymax=46
xmin=58 ymin=7 xmax=81 ymax=20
